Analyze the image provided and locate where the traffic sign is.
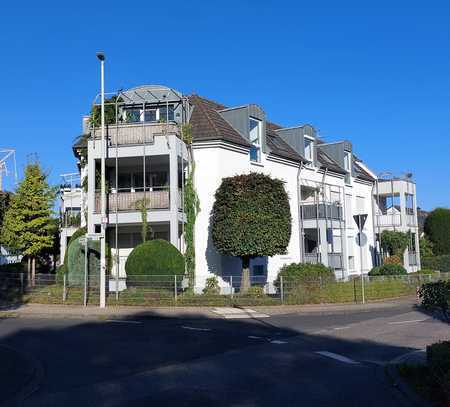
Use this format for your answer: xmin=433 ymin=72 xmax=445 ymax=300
xmin=353 ymin=214 xmax=368 ymax=232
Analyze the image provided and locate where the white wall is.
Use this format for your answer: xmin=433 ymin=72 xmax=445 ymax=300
xmin=193 ymin=142 xmax=301 ymax=289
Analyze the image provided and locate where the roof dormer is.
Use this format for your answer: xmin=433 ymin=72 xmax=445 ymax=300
xmin=275 ymin=124 xmax=317 ymax=166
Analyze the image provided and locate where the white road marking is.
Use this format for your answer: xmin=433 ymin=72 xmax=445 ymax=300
xmin=388 ymin=319 xmax=428 ymax=325
xmin=270 ymin=340 xmax=288 ymax=344
xmin=248 ymin=336 xmax=264 ymax=339
xmin=181 ymin=326 xmax=212 ymax=332
xmin=313 ymin=329 xmax=329 ymax=334
xmin=315 ymin=351 xmax=360 ymax=365
xmin=333 ymin=326 xmax=351 ymax=330
xmin=213 ymin=307 xmax=269 ymax=319
xmin=105 ymin=320 xmax=142 ymax=324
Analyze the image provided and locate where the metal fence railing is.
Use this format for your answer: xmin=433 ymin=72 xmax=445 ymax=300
xmin=1 ymin=271 xmax=449 ymax=307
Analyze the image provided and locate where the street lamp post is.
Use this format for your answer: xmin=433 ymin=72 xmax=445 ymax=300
xmin=97 ymin=51 xmax=107 ymax=308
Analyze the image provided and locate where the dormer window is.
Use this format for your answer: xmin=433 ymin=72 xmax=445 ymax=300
xmin=304 ymin=136 xmax=314 ymax=162
xmin=249 ymin=117 xmax=261 ymax=162
xmin=344 ymin=151 xmax=352 ymax=184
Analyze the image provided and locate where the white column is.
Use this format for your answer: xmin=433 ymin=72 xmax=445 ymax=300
xmin=169 ymin=138 xmax=179 ymax=248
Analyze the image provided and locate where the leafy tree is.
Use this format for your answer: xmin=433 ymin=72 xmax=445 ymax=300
xmin=424 ymin=208 xmax=450 ymax=255
xmin=211 ymin=173 xmax=291 ymax=292
xmin=0 ymin=192 xmax=11 ymax=230
xmin=380 ymin=230 xmax=409 ymax=258
xmin=0 ymin=162 xmax=56 ymax=282
xmin=420 ymin=236 xmax=434 ymax=258
xmin=89 ymin=95 xmax=120 ymax=126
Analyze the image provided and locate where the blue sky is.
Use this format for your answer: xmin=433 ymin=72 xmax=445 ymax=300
xmin=1 ymin=1 xmax=449 ymax=210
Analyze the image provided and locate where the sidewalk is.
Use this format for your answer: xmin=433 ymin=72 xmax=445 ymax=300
xmin=0 ymin=297 xmax=417 ymax=320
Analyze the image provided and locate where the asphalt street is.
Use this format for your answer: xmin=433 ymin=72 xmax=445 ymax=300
xmin=0 ymin=301 xmax=447 ymax=406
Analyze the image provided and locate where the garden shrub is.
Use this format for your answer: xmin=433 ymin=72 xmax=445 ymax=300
xmin=55 ymin=264 xmax=66 ymax=284
xmin=419 ymin=281 xmax=450 ymax=312
xmin=203 ymin=276 xmax=220 ymax=295
xmin=424 ymin=208 xmax=450 ymax=255
xmin=427 ymin=341 xmax=450 ymax=403
xmin=422 ymin=255 xmax=450 ymax=273
xmin=63 ymin=227 xmax=87 ymax=265
xmin=384 ymin=255 xmax=402 ymax=265
xmin=276 ymin=263 xmax=335 ymax=285
xmin=66 ymin=238 xmax=101 ymax=286
xmin=368 ymin=264 xmax=407 ymax=276
xmin=125 ymin=239 xmax=185 ymax=281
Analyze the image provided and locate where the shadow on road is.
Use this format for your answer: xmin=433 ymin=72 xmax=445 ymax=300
xmin=0 ymin=303 xmax=438 ymax=407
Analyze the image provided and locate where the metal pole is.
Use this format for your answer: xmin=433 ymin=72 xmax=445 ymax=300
xmin=63 ymin=273 xmax=67 ymax=303
xmin=20 ymin=272 xmax=24 ymax=294
xmin=359 ymin=225 xmax=365 ymax=304
xmin=280 ymin=275 xmax=284 ymax=304
xmin=98 ymin=53 xmax=107 ymax=308
xmin=174 ymin=275 xmax=177 ymax=303
xmin=230 ymin=276 xmax=233 ymax=299
xmin=84 ymin=238 xmax=88 ymax=307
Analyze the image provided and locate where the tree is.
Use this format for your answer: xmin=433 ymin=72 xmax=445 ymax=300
xmin=211 ymin=173 xmax=291 ymax=292
xmin=420 ymin=236 xmax=434 ymax=258
xmin=424 ymin=208 xmax=450 ymax=255
xmin=380 ymin=230 xmax=409 ymax=259
xmin=0 ymin=162 xmax=56 ymax=282
xmin=0 ymin=192 xmax=11 ymax=230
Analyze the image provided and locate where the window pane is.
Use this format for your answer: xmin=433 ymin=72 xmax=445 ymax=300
xmin=250 ymin=146 xmax=260 ymax=162
xmin=249 ymin=118 xmax=260 ymax=145
xmin=127 ymin=109 xmax=141 ymax=123
xmin=159 ymin=105 xmax=174 ymax=121
xmin=304 ymin=138 xmax=313 ymax=160
xmin=144 ymin=110 xmax=157 ymax=122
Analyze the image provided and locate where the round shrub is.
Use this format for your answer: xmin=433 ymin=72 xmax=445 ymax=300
xmin=63 ymin=227 xmax=87 ymax=265
xmin=125 ymin=239 xmax=185 ymax=279
xmin=368 ymin=264 xmax=407 ymax=276
xmin=275 ymin=263 xmax=335 ymax=286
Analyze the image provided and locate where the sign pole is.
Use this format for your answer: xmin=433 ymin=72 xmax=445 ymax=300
xmin=354 ymin=214 xmax=368 ymax=304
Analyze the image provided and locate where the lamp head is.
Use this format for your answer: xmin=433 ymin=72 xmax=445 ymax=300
xmin=96 ymin=52 xmax=105 ymax=61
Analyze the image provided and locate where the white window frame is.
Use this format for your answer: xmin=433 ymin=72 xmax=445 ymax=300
xmin=249 ymin=117 xmax=262 ymax=163
xmin=304 ymin=136 xmax=314 ymax=163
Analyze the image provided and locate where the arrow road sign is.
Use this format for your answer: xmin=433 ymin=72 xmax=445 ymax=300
xmin=353 ymin=214 xmax=368 ymax=232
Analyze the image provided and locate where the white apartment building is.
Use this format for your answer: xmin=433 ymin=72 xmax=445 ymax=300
xmin=66 ymin=84 xmax=420 ymax=291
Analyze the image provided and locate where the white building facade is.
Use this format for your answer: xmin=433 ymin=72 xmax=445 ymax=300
xmin=66 ymin=84 xmax=420 ymax=291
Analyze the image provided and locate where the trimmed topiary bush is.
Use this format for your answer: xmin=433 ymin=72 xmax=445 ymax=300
xmin=368 ymin=264 xmax=407 ymax=276
xmin=125 ymin=239 xmax=185 ymax=281
xmin=419 ymin=281 xmax=450 ymax=312
xmin=424 ymin=208 xmax=450 ymax=255
xmin=66 ymin=238 xmax=101 ymax=286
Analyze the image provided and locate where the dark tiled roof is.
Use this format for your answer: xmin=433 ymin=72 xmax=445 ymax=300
xmin=316 ymin=149 xmax=346 ymax=174
xmin=188 ymin=95 xmax=251 ymax=148
xmin=266 ymin=129 xmax=304 ymax=163
xmin=353 ymin=161 xmax=375 ymax=182
xmin=188 ymin=95 xmax=303 ymax=163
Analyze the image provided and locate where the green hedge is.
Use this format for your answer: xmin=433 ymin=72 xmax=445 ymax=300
xmin=418 ymin=280 xmax=450 ymax=312
xmin=66 ymin=238 xmax=102 ymax=286
xmin=422 ymin=255 xmax=450 ymax=273
xmin=276 ymin=263 xmax=335 ymax=285
xmin=125 ymin=239 xmax=185 ymax=280
xmin=368 ymin=264 xmax=407 ymax=276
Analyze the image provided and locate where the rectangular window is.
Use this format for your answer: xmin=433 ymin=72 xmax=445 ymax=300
xmin=126 ymin=109 xmax=141 ymax=123
xmin=144 ymin=109 xmax=157 ymax=122
xmin=159 ymin=105 xmax=174 ymax=122
xmin=249 ymin=117 xmax=261 ymax=162
xmin=253 ymin=265 xmax=265 ymax=276
xmin=405 ymin=193 xmax=414 ymax=215
xmin=304 ymin=137 xmax=314 ymax=162
xmin=344 ymin=151 xmax=352 ymax=172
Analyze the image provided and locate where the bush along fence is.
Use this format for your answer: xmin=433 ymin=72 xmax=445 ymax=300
xmin=1 ymin=271 xmax=450 ymax=307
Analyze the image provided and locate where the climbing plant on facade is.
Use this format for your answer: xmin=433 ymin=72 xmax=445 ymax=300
xmin=182 ymin=123 xmax=200 ymax=286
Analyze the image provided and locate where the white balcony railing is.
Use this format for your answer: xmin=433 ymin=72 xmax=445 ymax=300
xmin=328 ymin=252 xmax=343 ymax=269
xmin=406 ymin=214 xmax=416 ymax=226
xmin=94 ymin=189 xmax=170 ymax=213
xmin=304 ymin=253 xmax=320 ymax=264
xmin=92 ymin=123 xmax=180 ymax=146
xmin=376 ymin=214 xmax=401 ymax=227
xmin=408 ymin=251 xmax=418 ymax=266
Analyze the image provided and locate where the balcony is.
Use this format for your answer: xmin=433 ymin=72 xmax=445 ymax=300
xmin=328 ymin=252 xmax=343 ymax=269
xmin=92 ymin=123 xmax=180 ymax=146
xmin=375 ymin=213 xmax=401 ymax=227
xmin=301 ymin=203 xmax=343 ymax=220
xmin=94 ymin=188 xmax=170 ymax=213
xmin=304 ymin=253 xmax=320 ymax=264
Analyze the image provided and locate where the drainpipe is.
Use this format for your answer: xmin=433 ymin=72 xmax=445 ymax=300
xmin=297 ymin=162 xmax=305 ymax=262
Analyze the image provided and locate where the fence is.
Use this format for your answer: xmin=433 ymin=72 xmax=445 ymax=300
xmin=1 ymin=271 xmax=449 ymax=307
